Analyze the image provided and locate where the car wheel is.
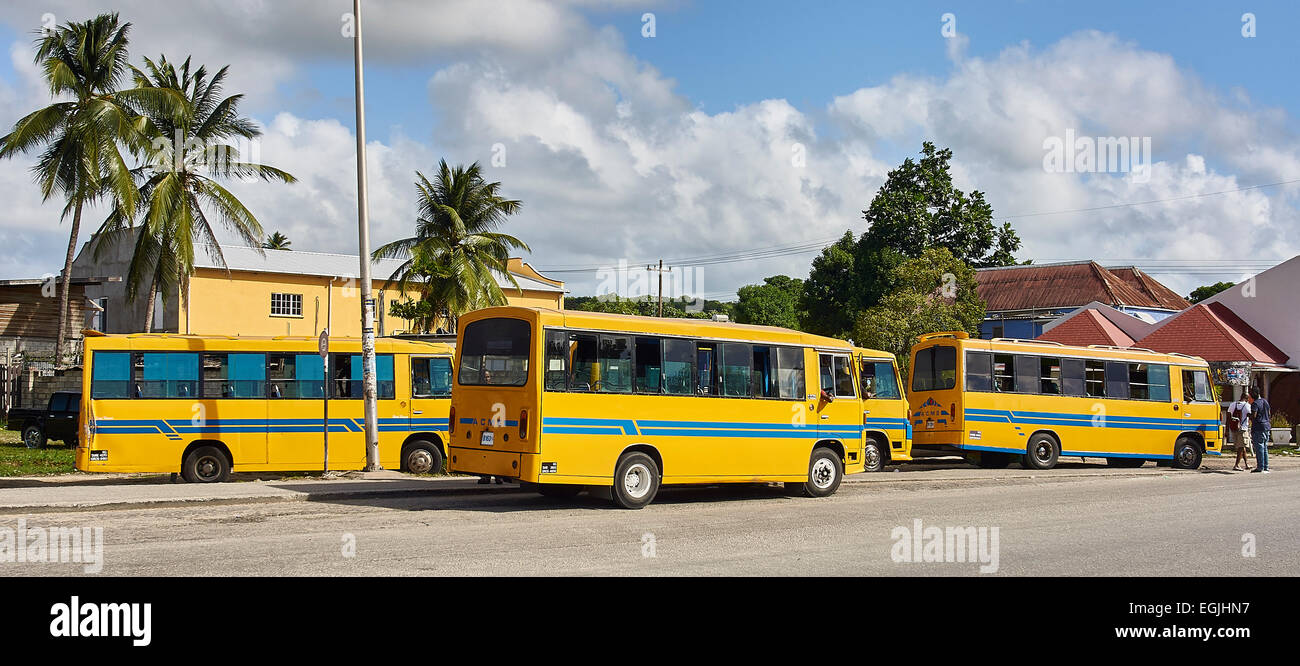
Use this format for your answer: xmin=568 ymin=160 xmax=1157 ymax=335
xmin=22 ymin=425 xmax=46 ymax=449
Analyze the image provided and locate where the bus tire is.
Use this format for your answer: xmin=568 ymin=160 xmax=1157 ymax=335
xmin=1106 ymin=457 xmax=1145 ymax=469
xmin=537 ymin=484 xmax=584 ymax=499
xmin=789 ymin=446 xmax=843 ymax=498
xmin=400 ymin=440 xmax=443 ymax=475
xmin=1022 ymin=433 xmax=1059 ymax=470
xmin=22 ymin=424 xmax=46 ymax=449
xmin=863 ymin=438 xmax=887 ymax=472
xmin=1172 ymin=436 xmax=1202 ymax=470
xmin=182 ymin=446 xmax=230 ymax=483
xmin=612 ymin=452 xmax=660 ymax=509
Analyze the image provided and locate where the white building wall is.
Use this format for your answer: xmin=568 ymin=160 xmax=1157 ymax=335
xmin=1203 ymin=255 xmax=1300 ymax=367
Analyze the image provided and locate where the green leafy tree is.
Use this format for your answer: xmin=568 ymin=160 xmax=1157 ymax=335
xmin=95 ymin=54 xmax=295 ymax=332
xmin=852 ymin=247 xmax=984 ymax=378
xmin=263 ymin=231 xmax=291 ymax=250
xmin=802 ymin=142 xmax=1020 ymax=338
xmin=1188 ymin=281 xmax=1233 ymax=304
xmin=0 ymin=14 xmax=180 ymax=355
xmin=735 ymin=275 xmax=804 ymax=329
xmin=374 ymin=161 xmax=529 ymax=333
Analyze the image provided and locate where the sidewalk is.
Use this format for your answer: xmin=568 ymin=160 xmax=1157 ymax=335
xmin=0 ymin=451 xmax=1293 ymax=514
xmin=0 ymin=471 xmax=516 ymax=514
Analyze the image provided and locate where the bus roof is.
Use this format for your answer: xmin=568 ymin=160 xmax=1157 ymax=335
xmin=464 ymin=306 xmax=858 ymax=350
xmin=912 ymin=331 xmax=1209 ymax=366
xmin=81 ymin=333 xmax=454 ymax=354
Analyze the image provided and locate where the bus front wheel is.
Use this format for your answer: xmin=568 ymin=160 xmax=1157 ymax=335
xmin=787 ymin=446 xmax=843 ymax=498
xmin=1022 ymin=434 xmax=1059 ymax=470
xmin=863 ymin=438 xmax=887 ymax=472
xmin=182 ymin=446 xmax=230 ymax=483
xmin=612 ymin=452 xmax=660 ymax=509
xmin=1172 ymin=437 xmax=1202 ymax=470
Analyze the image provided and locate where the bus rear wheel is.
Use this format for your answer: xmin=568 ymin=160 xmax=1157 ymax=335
xmin=1106 ymin=457 xmax=1145 ymax=468
xmin=1021 ymin=434 xmax=1059 ymax=470
xmin=1172 ymin=436 xmax=1203 ymax=470
xmin=787 ymin=446 xmax=843 ymax=497
xmin=612 ymin=452 xmax=660 ymax=509
xmin=400 ymin=440 xmax=443 ymax=475
xmin=182 ymin=446 xmax=230 ymax=483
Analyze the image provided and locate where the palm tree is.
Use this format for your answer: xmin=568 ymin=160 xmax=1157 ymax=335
xmin=263 ymin=231 xmax=291 ymax=250
xmin=0 ymin=13 xmax=179 ymax=358
xmin=95 ymin=55 xmax=296 ymax=332
xmin=374 ymin=160 xmax=529 ymax=332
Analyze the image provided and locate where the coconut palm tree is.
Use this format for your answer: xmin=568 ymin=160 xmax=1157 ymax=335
xmin=0 ymin=13 xmax=179 ymax=357
xmin=263 ymin=231 xmax=291 ymax=250
xmin=374 ymin=160 xmax=529 ymax=332
xmin=95 ymin=54 xmax=296 ymax=332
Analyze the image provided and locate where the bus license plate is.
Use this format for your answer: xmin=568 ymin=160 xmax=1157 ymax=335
xmin=480 ymin=431 xmax=494 ymax=447
xmin=926 ymin=419 xmax=935 ymax=430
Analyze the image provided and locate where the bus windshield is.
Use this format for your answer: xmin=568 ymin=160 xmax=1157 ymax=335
xmin=458 ymin=318 xmax=531 ymax=386
xmin=912 ymin=345 xmax=956 ymax=392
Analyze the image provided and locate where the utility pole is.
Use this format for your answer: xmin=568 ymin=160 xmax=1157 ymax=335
xmin=647 ymin=260 xmax=671 ymax=317
xmin=352 ymin=0 xmax=381 ymax=470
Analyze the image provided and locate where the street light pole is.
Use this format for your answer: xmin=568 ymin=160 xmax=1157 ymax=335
xmin=352 ymin=0 xmax=381 ymax=470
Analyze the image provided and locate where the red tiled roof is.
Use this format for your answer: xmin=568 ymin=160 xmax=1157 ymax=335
xmin=1107 ymin=267 xmax=1192 ymax=310
xmin=1137 ymin=302 xmax=1288 ymax=364
xmin=976 ymin=261 xmax=1174 ymax=312
xmin=1038 ymin=309 xmax=1137 ymax=347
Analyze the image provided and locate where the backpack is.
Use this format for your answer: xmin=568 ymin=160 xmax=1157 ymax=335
xmin=1227 ymin=404 xmax=1244 ymax=431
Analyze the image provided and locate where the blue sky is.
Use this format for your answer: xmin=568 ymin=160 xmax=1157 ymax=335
xmin=1 ymin=1 xmax=1298 ymax=298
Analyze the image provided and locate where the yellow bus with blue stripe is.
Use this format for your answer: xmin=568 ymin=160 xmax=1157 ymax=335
xmin=907 ymin=332 xmax=1220 ymax=470
xmin=77 ymin=332 xmax=454 ymax=481
xmin=447 ymin=306 xmax=911 ymax=509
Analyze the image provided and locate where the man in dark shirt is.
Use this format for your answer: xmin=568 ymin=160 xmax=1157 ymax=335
xmin=1249 ymin=387 xmax=1271 ymax=473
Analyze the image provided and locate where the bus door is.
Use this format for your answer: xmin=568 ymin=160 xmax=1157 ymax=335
xmin=409 ymin=355 xmax=453 ymax=435
xmin=817 ymin=352 xmax=864 ymax=459
xmin=857 ymin=354 xmax=906 ymax=449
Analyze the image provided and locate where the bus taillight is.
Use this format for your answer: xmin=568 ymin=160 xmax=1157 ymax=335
xmin=449 ymin=406 xmax=456 ymax=434
xmin=519 ymin=409 xmax=528 ymax=439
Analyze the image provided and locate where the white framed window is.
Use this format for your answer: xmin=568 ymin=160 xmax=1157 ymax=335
xmin=270 ymin=292 xmax=303 ymax=317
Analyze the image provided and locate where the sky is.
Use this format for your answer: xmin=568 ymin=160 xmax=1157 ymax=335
xmin=1 ymin=0 xmax=1298 ymax=301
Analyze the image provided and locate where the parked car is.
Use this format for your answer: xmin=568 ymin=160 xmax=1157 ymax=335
xmin=6 ymin=391 xmax=81 ymax=449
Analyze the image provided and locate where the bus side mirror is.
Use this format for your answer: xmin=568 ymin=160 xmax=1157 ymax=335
xmin=820 ymin=390 xmax=835 ymax=403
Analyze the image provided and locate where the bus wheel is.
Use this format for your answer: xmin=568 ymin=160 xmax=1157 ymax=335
xmin=22 ymin=424 xmax=46 ymax=449
xmin=863 ymin=439 xmax=887 ymax=472
xmin=612 ymin=452 xmax=660 ymax=509
xmin=1106 ymin=457 xmax=1145 ymax=469
xmin=788 ymin=446 xmax=843 ymax=498
xmin=1022 ymin=434 xmax=1059 ymax=470
xmin=1172 ymin=437 xmax=1202 ymax=470
xmin=537 ymin=484 xmax=584 ymax=499
xmin=182 ymin=446 xmax=230 ymax=483
xmin=401 ymin=441 xmax=443 ymax=475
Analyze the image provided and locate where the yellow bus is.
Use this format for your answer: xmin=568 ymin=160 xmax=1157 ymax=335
xmin=447 ymin=306 xmax=912 ymax=508
xmin=907 ymin=332 xmax=1221 ymax=470
xmin=77 ymin=332 xmax=454 ymax=481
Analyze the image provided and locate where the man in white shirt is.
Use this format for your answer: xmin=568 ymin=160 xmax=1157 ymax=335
xmin=1228 ymin=395 xmax=1252 ymax=472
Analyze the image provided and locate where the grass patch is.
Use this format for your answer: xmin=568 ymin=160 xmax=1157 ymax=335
xmin=0 ymin=429 xmax=77 ymax=476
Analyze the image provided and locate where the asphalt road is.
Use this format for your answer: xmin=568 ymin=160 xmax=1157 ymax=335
xmin=4 ymin=462 xmax=1296 ymax=576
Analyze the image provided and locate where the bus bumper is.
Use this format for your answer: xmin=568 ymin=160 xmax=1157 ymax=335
xmin=449 ymin=446 xmax=535 ymax=480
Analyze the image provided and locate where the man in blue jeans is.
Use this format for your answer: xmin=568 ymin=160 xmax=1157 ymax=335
xmin=1249 ymin=388 xmax=1271 ymax=473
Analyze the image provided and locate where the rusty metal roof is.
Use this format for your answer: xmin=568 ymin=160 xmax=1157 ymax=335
xmin=976 ymin=261 xmax=1179 ymax=312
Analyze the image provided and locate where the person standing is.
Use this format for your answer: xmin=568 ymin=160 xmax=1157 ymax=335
xmin=1227 ymin=393 xmax=1252 ymax=472
xmin=1249 ymin=387 xmax=1271 ymax=474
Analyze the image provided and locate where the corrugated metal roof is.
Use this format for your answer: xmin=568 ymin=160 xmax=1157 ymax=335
xmin=976 ymin=261 xmax=1176 ymax=312
xmin=1106 ymin=266 xmax=1192 ymax=310
xmin=193 ymin=244 xmax=565 ymax=293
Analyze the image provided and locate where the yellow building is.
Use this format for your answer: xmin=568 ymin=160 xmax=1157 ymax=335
xmin=71 ymin=234 xmax=565 ymax=337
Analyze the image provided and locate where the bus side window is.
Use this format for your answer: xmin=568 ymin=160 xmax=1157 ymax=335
xmin=696 ymin=345 xmax=716 ymax=395
xmin=634 ymin=337 xmax=663 ymax=394
xmin=544 ymin=331 xmax=568 ymax=391
xmin=819 ymin=355 xmax=834 ymax=394
xmin=965 ymin=352 xmax=992 ymax=392
xmin=1014 ymin=355 xmax=1039 ymax=394
xmin=833 ymin=356 xmax=855 ymax=398
xmin=775 ymin=347 xmax=804 ymax=399
xmin=1104 ymin=361 xmax=1130 ymax=399
xmin=992 ymin=354 xmax=1015 ymax=392
xmin=662 ymin=339 xmax=695 ymax=395
xmin=567 ymin=334 xmax=598 ymax=392
xmin=1061 ymin=358 xmax=1086 ymax=397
